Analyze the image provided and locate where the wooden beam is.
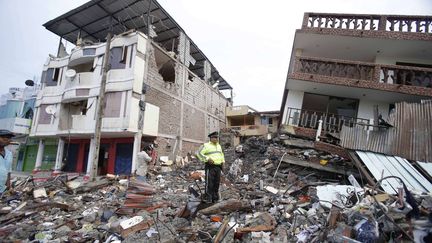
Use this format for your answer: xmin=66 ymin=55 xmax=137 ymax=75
xmin=348 ymin=151 xmax=376 ymax=186
xmin=282 ymin=155 xmax=360 ymax=177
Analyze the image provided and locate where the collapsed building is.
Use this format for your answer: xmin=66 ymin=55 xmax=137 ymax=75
xmin=279 ymin=13 xmax=432 ymax=170
xmin=222 ymin=105 xmax=279 ymax=146
xmin=2 ymin=8 xmax=432 ymax=243
xmin=280 ymin=13 xmax=432 ymax=139
xmin=28 ymin=0 xmax=233 ymax=176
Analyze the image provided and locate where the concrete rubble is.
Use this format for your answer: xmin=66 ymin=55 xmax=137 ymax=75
xmin=1 ymin=136 xmax=432 ymax=242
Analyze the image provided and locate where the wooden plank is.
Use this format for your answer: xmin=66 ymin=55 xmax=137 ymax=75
xmin=281 ymin=156 xmax=359 ymax=176
xmin=348 ymin=151 xmax=376 ymax=187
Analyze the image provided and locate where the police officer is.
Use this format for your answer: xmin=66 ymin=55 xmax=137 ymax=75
xmin=197 ymin=131 xmax=225 ymax=203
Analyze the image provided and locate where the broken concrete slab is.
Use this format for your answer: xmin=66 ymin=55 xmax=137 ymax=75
xmin=199 ymin=199 xmax=251 ymax=215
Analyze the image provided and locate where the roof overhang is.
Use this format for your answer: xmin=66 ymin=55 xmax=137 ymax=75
xmin=43 ymin=0 xmax=232 ymax=90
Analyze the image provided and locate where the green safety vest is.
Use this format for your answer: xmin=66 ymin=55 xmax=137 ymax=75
xmin=197 ymin=142 xmax=225 ymax=165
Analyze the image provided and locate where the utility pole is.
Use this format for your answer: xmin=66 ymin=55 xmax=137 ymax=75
xmin=132 ymin=0 xmax=153 ymax=173
xmin=89 ymin=23 xmax=113 ymax=181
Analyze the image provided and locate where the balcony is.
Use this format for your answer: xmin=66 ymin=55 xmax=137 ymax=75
xmin=283 ymin=107 xmax=370 ymax=134
xmin=63 ymin=72 xmax=94 ymax=102
xmin=0 ymin=118 xmax=32 ymax=135
xmin=65 ymin=72 xmax=94 ymax=88
xmin=230 ymin=125 xmax=269 ymax=137
xmin=69 ymin=47 xmax=97 ymax=66
xmin=301 ymin=13 xmax=432 ymax=40
xmin=71 ymin=115 xmax=91 ymax=131
xmin=290 ymin=56 xmax=432 ymax=97
xmin=226 ymin=105 xmax=257 ymax=117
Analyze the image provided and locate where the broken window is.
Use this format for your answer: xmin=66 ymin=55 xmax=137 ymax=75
xmin=109 ymin=46 xmax=127 ymax=70
xmin=38 ymin=104 xmax=52 ymax=124
xmin=302 ymin=93 xmax=358 ymax=117
xmin=159 ymin=60 xmax=175 ymax=83
xmin=43 ymin=68 xmax=61 ymax=86
xmin=154 ymin=47 xmax=176 ymax=83
xmin=230 ymin=115 xmax=255 ymax=126
xmin=104 ymin=92 xmax=122 ymax=117
xmin=69 ymin=61 xmax=94 ymax=73
xmin=69 ymin=100 xmax=88 ymax=115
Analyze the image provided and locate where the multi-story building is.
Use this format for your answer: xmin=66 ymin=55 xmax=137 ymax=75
xmin=0 ymin=86 xmax=38 ymax=171
xmin=0 ymin=87 xmax=37 ymax=135
xmin=280 ymin=13 xmax=432 ymax=136
xmin=30 ymin=0 xmax=232 ymax=176
xmin=226 ymin=105 xmax=279 ymax=137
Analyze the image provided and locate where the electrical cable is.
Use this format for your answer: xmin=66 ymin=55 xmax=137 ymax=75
xmin=371 ymin=176 xmax=414 ymax=241
xmin=219 ymin=222 xmax=237 ymax=243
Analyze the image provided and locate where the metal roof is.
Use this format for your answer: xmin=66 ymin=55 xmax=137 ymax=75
xmin=418 ymin=161 xmax=432 ymax=178
xmin=43 ymin=0 xmax=232 ymax=90
xmin=356 ymin=151 xmax=432 ymax=194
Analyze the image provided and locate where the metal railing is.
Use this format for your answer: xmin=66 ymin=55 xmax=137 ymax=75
xmin=283 ymin=107 xmax=370 ymax=133
xmin=303 ymin=13 xmax=432 ymax=34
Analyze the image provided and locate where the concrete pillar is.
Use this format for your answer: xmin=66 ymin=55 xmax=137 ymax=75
xmin=34 ymin=139 xmax=45 ymax=172
xmin=86 ymin=138 xmax=97 ymax=177
xmin=53 ymin=138 xmax=65 ymax=173
xmin=131 ymin=132 xmax=142 ymax=174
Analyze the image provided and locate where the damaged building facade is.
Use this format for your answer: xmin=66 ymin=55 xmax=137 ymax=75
xmin=223 ymin=105 xmax=279 ymax=146
xmin=29 ymin=0 xmax=232 ymax=176
xmin=280 ymin=13 xmax=432 ymax=138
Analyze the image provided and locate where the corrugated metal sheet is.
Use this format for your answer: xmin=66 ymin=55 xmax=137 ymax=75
xmin=341 ymin=101 xmax=432 ymax=162
xmin=418 ymin=161 xmax=432 ymax=177
xmin=356 ymin=151 xmax=432 ymax=194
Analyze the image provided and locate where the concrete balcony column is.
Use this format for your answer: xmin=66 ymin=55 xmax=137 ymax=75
xmin=34 ymin=139 xmax=45 ymax=172
xmin=85 ymin=138 xmax=97 ymax=179
xmin=53 ymin=138 xmax=65 ymax=174
xmin=131 ymin=132 xmax=142 ymax=175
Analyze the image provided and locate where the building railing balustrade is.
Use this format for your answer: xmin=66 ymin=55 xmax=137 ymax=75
xmin=303 ymin=13 xmax=432 ymax=34
xmin=295 ymin=56 xmax=432 ymax=88
xmin=283 ymin=107 xmax=370 ymax=133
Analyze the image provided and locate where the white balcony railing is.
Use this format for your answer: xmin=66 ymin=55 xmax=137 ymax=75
xmin=0 ymin=118 xmax=32 ymax=134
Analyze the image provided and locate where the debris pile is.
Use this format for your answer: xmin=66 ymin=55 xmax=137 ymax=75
xmin=1 ymin=136 xmax=432 ymax=242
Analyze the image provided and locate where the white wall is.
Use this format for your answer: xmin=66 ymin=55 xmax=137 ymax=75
xmin=357 ymin=99 xmax=390 ymax=122
xmin=143 ymin=103 xmax=159 ymax=137
xmin=282 ymin=90 xmax=304 ymax=124
xmin=0 ymin=118 xmax=31 ymax=134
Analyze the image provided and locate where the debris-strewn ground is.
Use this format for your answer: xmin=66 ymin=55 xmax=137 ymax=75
xmin=1 ymin=136 xmax=432 ymax=242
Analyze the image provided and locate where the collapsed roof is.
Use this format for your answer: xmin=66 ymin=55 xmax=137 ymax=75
xmin=43 ymin=0 xmax=232 ymax=90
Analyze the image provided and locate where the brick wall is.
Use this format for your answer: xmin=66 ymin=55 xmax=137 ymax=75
xmin=293 ymin=126 xmax=317 ymax=139
xmin=182 ymin=140 xmax=201 ymax=156
xmin=146 ymin=88 xmax=181 ymax=135
xmin=184 ymin=76 xmax=207 ymax=109
xmin=183 ymin=103 xmax=205 ymax=141
xmin=145 ymin=43 xmax=229 ymax=157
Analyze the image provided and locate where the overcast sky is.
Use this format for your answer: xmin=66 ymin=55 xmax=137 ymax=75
xmin=0 ymin=0 xmax=431 ymax=111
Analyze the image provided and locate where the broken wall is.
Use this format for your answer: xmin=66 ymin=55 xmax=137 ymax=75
xmin=144 ymin=39 xmax=228 ymax=157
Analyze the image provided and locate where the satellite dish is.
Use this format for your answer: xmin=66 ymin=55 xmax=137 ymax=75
xmin=65 ymin=69 xmax=77 ymax=79
xmin=45 ymin=105 xmax=57 ymax=116
xmin=25 ymin=80 xmax=35 ymax=86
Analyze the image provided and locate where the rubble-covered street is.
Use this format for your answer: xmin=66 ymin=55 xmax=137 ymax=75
xmin=2 ymin=136 xmax=431 ymax=242
xmin=1 ymin=1 xmax=432 ymax=242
